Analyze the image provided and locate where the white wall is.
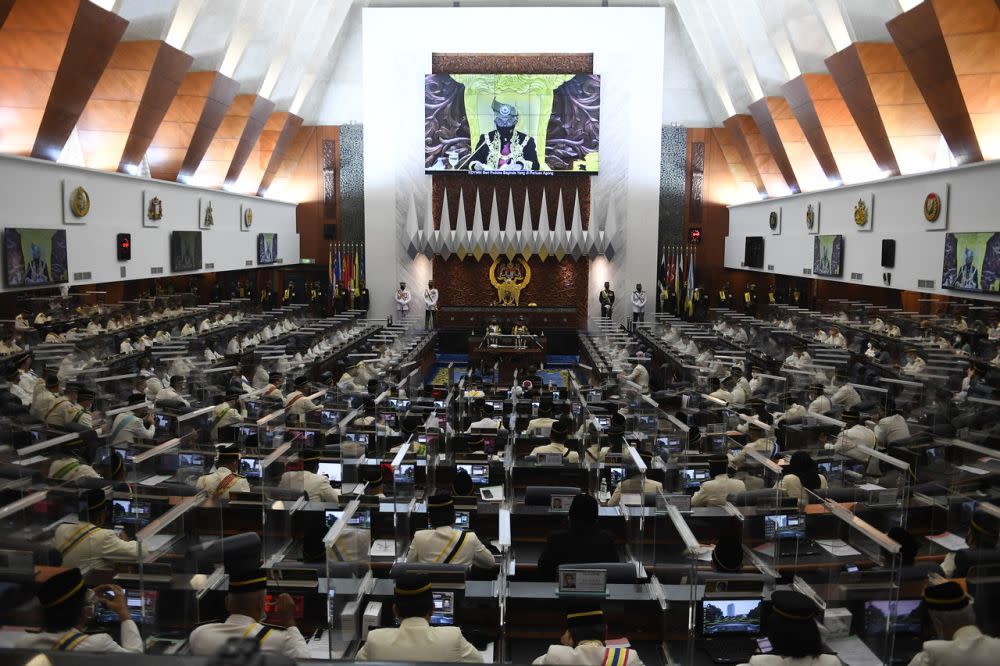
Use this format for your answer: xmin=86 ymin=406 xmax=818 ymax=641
xmin=0 ymin=154 xmax=298 ymax=294
xmin=362 ymin=6 xmax=665 ymax=321
xmin=725 ymin=160 xmax=1000 ymax=303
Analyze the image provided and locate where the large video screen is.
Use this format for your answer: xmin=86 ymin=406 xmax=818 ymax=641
xmin=257 ymin=233 xmax=278 ymax=265
xmin=170 ymin=231 xmax=202 ymax=272
xmin=425 ymin=73 xmax=600 ymax=175
xmin=813 ymin=235 xmax=844 ymax=277
xmin=942 ymin=232 xmax=1000 ymax=293
xmin=744 ymin=237 xmax=764 ymax=269
xmin=3 ymin=227 xmax=69 ymax=287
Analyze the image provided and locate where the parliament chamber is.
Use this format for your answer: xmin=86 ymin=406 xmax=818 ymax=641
xmin=2 ymin=1 xmax=1000 ymax=666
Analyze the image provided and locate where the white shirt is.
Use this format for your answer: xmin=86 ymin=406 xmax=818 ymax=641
xmin=405 ymin=525 xmax=495 ymax=568
xmin=530 ymin=442 xmax=580 ymax=463
xmin=253 ymin=367 xmax=269 ymax=389
xmin=631 ymin=290 xmax=646 ymax=312
xmin=358 ymin=617 xmax=482 ymax=662
xmin=109 ymin=412 xmax=154 ymax=446
xmin=155 ymin=386 xmax=190 ymax=407
xmin=424 ymin=288 xmax=439 ymax=309
xmin=692 ymin=474 xmax=747 ymax=507
xmin=119 ymin=340 xmax=134 ymax=354
xmin=741 ymin=654 xmax=841 ymax=666
xmin=189 ymin=614 xmax=308 ymax=659
xmin=906 ymin=626 xmax=1000 ymax=666
xmin=14 ymin=621 xmax=144 ymax=653
xmin=829 ymin=425 xmax=877 ymax=463
xmin=10 ymin=382 xmax=31 ymax=406
xmin=226 ymin=338 xmax=240 ymax=355
xmin=534 ymin=641 xmax=645 ymax=665
xmin=875 ymin=414 xmax=910 ymax=444
xmin=807 ymin=395 xmax=832 ymax=414
xmin=284 ymin=390 xmax=320 ymax=416
xmin=609 ymin=477 xmax=663 ymax=506
xmin=210 ymin=404 xmax=245 ymax=436
xmin=623 ymin=364 xmax=650 ymax=392
xmin=53 ymin=521 xmax=139 ymax=570
xmin=196 ymin=466 xmax=251 ymax=499
xmin=903 ymin=357 xmax=926 ymax=375
xmin=278 ymin=470 xmax=339 ymax=503
xmin=784 ymin=352 xmax=810 ymax=369
xmin=831 ymin=384 xmax=861 ymax=409
xmin=180 ymin=324 xmax=196 ymax=336
xmin=199 ymin=319 xmax=211 ymax=332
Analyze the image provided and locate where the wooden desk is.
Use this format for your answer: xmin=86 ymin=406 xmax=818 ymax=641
xmin=468 ymin=335 xmax=547 ymax=380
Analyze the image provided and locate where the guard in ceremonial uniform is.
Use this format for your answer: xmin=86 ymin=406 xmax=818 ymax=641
xmin=14 ymin=568 xmax=143 ymax=653
xmin=357 ymin=574 xmax=483 ymax=662
xmin=512 ymin=316 xmax=529 ymax=348
xmin=48 ymin=437 xmax=101 ymax=482
xmin=532 ymin=605 xmax=645 ymax=665
xmin=395 ymin=282 xmax=412 ymax=316
xmin=278 ymin=449 xmax=339 ymax=502
xmin=210 ymin=390 xmax=246 ymax=439
xmin=631 ymin=284 xmax=646 ymax=324
xmin=284 ymin=376 xmax=322 ymax=420
xmin=599 ymin=282 xmax=615 ymax=319
xmin=188 ymin=567 xmax=309 ymax=659
xmin=108 ymin=393 xmax=155 ymax=446
xmin=423 ymin=280 xmax=439 ymax=329
xmin=196 ymin=444 xmax=251 ymax=499
xmin=53 ymin=490 xmax=139 ymax=570
xmin=405 ymin=493 xmax=496 ymax=569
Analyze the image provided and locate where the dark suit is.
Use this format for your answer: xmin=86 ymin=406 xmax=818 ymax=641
xmin=537 ymin=526 xmax=619 ymax=580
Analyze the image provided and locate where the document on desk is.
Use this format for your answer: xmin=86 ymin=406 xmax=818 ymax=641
xmin=925 ymin=531 xmax=969 ymax=551
xmin=308 ymin=633 xmax=331 ymax=659
xmin=826 ymin=636 xmax=881 ymax=666
xmin=816 ymin=539 xmax=861 ymax=557
xmin=369 ymin=538 xmax=397 ymax=557
xmin=753 ymin=542 xmax=776 ymax=557
xmin=139 ymin=474 xmax=172 ymax=487
xmin=139 ymin=534 xmax=174 ymax=552
xmin=957 ymin=464 xmax=989 ymax=476
xmin=857 ymin=483 xmax=885 ymax=491
xmin=689 ymin=544 xmax=715 ymax=562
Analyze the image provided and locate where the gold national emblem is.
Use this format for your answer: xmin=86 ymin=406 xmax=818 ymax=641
xmin=244 ymin=207 xmax=253 ymax=228
xmin=768 ymin=211 xmax=778 ymax=230
xmin=854 ymin=198 xmax=868 ymax=227
xmin=924 ymin=193 xmax=941 ymax=222
xmin=489 ymin=256 xmax=531 ymax=306
xmin=70 ymin=186 xmax=90 ymax=218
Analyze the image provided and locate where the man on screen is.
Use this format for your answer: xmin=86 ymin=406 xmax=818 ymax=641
xmin=468 ymin=99 xmax=541 ymax=172
xmin=25 ymin=243 xmax=50 ymax=283
xmin=956 ymin=248 xmax=980 ymax=290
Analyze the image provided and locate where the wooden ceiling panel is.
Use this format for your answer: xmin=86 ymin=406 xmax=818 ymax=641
xmin=721 ymin=115 xmax=766 ymax=196
xmin=748 ymin=98 xmax=800 ymax=193
xmin=888 ymin=1 xmax=983 ymax=164
xmin=171 ymin=72 xmax=238 ymax=182
xmin=223 ymin=95 xmax=275 ymax=187
xmin=190 ymin=93 xmax=262 ymax=188
xmin=258 ymin=112 xmax=303 ymax=195
xmin=0 ymin=0 xmax=14 ymax=31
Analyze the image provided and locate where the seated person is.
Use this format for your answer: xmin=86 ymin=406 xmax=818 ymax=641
xmin=357 ymin=575 xmax=482 ymax=662
xmin=942 ymin=509 xmax=1000 ymax=578
xmin=211 ymin=391 xmax=246 ymax=439
xmin=710 ymin=534 xmax=744 ymax=573
xmin=284 ymin=376 xmax=322 ymax=418
xmin=830 ymin=382 xmax=861 ymax=410
xmin=874 ymin=409 xmax=910 ymax=445
xmin=738 ymin=591 xmax=840 ymax=666
xmin=14 ymin=569 xmax=143 ymax=653
xmin=905 ymin=581 xmax=1000 ymax=666
xmin=775 ymin=451 xmax=827 ymax=507
xmin=405 ymin=493 xmax=495 ymax=569
xmin=621 ymin=360 xmax=650 ymax=394
xmin=53 ymin=489 xmax=139 ymax=570
xmin=530 ymin=420 xmax=580 ymax=462
xmin=261 ymin=371 xmax=286 ymax=403
xmin=886 ymin=526 xmax=944 ymax=580
xmin=806 ymin=385 xmax=832 ymax=414
xmin=278 ymin=450 xmax=340 ymax=503
xmin=608 ymin=452 xmax=663 ymax=506
xmin=196 ymin=444 xmax=251 ymax=499
xmin=156 ymin=374 xmax=190 ymax=408
xmin=824 ymin=411 xmax=877 ymax=465
xmin=108 ymin=393 xmax=155 ymax=446
xmin=538 ymin=494 xmax=618 ymax=580
xmin=466 ymin=399 xmax=504 ymax=431
xmin=532 ymin=604 xmax=645 ymax=665
xmin=902 ymin=348 xmax=927 ymax=375
xmin=48 ymin=436 xmax=101 ymax=482
xmin=189 ymin=567 xmax=308 ymax=659
xmin=707 ymin=377 xmax=732 ymax=404
xmin=692 ymin=455 xmax=746 ymax=508
xmin=525 ymin=402 xmax=556 ymax=436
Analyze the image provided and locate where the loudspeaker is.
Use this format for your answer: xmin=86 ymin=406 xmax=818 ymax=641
xmin=881 ymin=239 xmax=896 ymax=268
xmin=323 ymin=224 xmax=336 ymax=240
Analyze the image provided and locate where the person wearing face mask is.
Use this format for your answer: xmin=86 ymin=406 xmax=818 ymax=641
xmin=53 ymin=490 xmax=139 ymax=570
xmin=905 ymin=582 xmax=1000 ymax=666
xmin=825 ymin=411 xmax=877 ymax=465
xmin=261 ymin=371 xmax=286 ymax=403
xmin=395 ymin=282 xmax=412 ymax=316
xmin=14 ymin=568 xmax=143 ymax=653
xmin=423 ymin=280 xmax=438 ymax=329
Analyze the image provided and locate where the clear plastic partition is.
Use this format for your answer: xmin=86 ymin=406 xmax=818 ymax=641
xmin=259 ymin=439 xmax=302 ymax=569
xmin=323 ymin=501 xmax=372 ymax=660
xmin=652 ymin=498 xmax=701 ymax=666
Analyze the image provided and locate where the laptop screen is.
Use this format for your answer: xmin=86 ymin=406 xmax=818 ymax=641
xmin=325 ymin=510 xmax=342 ymax=527
xmin=596 ymin=416 xmax=611 ymax=429
xmin=430 ymin=591 xmax=455 ymax=626
xmin=455 ymin=511 xmax=470 ymax=529
xmin=763 ymin=514 xmax=806 ymax=541
xmin=657 ymin=437 xmax=683 ymax=454
xmin=179 ymin=453 xmax=205 ymax=468
xmin=608 ymin=466 xmax=625 ymax=491
xmin=320 ymin=409 xmax=338 ymax=426
xmin=457 ymin=463 xmax=489 ymax=486
xmin=240 ymin=457 xmax=261 ymax=478
xmin=317 ymin=462 xmax=342 ymax=482
xmin=864 ymin=600 xmax=923 ymax=636
xmin=96 ymin=589 xmax=158 ymax=625
xmin=700 ymin=599 xmax=763 ymax=636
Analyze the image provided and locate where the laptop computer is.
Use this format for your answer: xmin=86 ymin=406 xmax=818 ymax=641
xmin=317 ymin=461 xmax=342 ymax=482
xmin=430 ymin=590 xmax=455 ymax=626
xmin=863 ymin=599 xmax=924 ymax=664
xmin=698 ymin=597 xmax=763 ymax=664
xmin=762 ymin=513 xmax=822 ymax=557
xmin=683 ymin=468 xmax=711 ymax=491
xmin=457 ymin=463 xmax=490 ymax=486
xmin=240 ymin=456 xmax=262 ymax=479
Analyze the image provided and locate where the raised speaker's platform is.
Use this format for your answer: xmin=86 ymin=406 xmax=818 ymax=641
xmin=438 ymin=306 xmax=577 ymax=331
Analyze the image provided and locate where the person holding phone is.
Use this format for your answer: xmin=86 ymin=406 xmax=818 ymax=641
xmin=15 ymin=568 xmax=143 ymax=652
